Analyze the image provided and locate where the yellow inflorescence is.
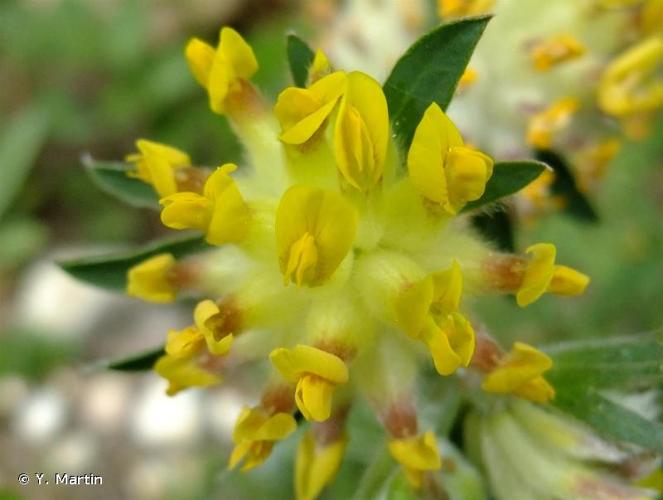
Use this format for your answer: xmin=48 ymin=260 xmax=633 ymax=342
xmin=123 ymin=26 xmax=591 ymax=498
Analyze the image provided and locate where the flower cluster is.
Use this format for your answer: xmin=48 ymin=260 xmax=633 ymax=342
xmin=124 ymin=27 xmax=590 ymax=498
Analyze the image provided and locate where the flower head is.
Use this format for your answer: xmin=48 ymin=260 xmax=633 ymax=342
xmin=118 ymin=24 xmax=592 ymax=497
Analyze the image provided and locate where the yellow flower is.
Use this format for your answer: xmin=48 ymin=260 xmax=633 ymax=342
xmin=270 ymin=345 xmax=349 ymax=422
xmin=229 ymin=407 xmax=297 ymax=471
xmin=437 ymin=0 xmax=495 ymax=17
xmin=127 ymin=253 xmax=178 ymax=303
xmin=526 ymin=97 xmax=579 ymax=149
xmin=394 ymin=261 xmax=476 ymax=376
xmin=160 ymin=163 xmax=250 ymax=246
xmin=193 ymin=299 xmax=235 ymax=355
xmin=408 ymin=102 xmax=493 ymax=214
xmin=165 ymin=300 xmax=234 ymax=359
xmin=185 ymin=27 xmax=258 ymax=115
xmin=275 ymin=71 xmax=347 ymax=146
xmin=388 ymin=431 xmax=442 ymax=489
xmin=276 ymin=185 xmax=357 ymax=287
xmin=295 ymin=431 xmax=347 ymax=500
xmin=334 ymin=71 xmax=389 ymax=191
xmin=126 ymin=139 xmax=191 ymax=197
xmin=165 ymin=326 xmax=203 ymax=358
xmin=154 ymin=353 xmax=221 ymax=396
xmin=599 ymin=36 xmax=663 ymax=117
xmin=517 ymin=243 xmax=590 ymax=307
xmin=530 ymin=34 xmax=586 ymax=72
xmin=481 ymin=342 xmax=555 ymax=403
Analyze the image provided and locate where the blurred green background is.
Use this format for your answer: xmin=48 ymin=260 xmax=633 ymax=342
xmin=0 ymin=0 xmax=660 ymax=499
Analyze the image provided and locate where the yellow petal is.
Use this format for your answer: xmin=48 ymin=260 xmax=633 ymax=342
xmin=430 ymin=260 xmax=463 ymax=314
xmin=334 ymin=71 xmax=389 ymax=191
xmin=444 ymin=145 xmax=493 ymax=212
xmin=185 ymin=38 xmax=215 ymax=87
xmin=295 ymin=431 xmax=347 ymax=500
xmin=136 ymin=139 xmax=190 ymax=169
xmin=154 ymin=354 xmax=221 ymax=396
xmin=421 ymin=312 xmax=475 ymax=376
xmin=516 ymin=243 xmax=556 ymax=307
xmin=229 ymin=407 xmax=297 ymax=470
xmin=165 ymin=326 xmax=204 ymax=358
xmin=421 ymin=319 xmax=462 ymax=376
xmin=276 ymin=185 xmax=357 ymax=286
xmin=481 ymin=342 xmax=554 ymax=403
xmin=232 ymin=407 xmax=297 ymax=443
xmin=530 ymin=34 xmax=586 ymax=72
xmin=388 ymin=431 xmax=441 ymax=472
xmin=204 ymin=164 xmax=251 ymax=245
xmin=548 ymin=265 xmax=590 ymax=296
xmin=194 ymin=299 xmax=233 ymax=356
xmin=275 ymin=71 xmax=347 ymax=145
xmin=127 ymin=139 xmax=191 ymax=197
xmin=126 ymin=253 xmax=177 ymax=303
xmin=208 ymin=27 xmax=258 ymax=114
xmin=513 ymin=376 xmax=556 ymax=403
xmin=270 ymin=345 xmax=349 ymax=385
xmin=393 ymin=276 xmax=434 ymax=337
xmin=308 ymin=49 xmax=332 ymax=84
xmin=160 ymin=192 xmax=211 ymax=231
xmin=295 ymin=375 xmax=335 ymax=421
xmin=407 ymin=102 xmax=464 ymax=206
xmin=284 ymin=232 xmax=319 ymax=286
xmin=218 ymin=26 xmax=259 ymax=81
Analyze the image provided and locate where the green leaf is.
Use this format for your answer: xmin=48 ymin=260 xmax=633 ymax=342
xmin=286 ymin=33 xmax=315 ymax=87
xmin=82 ymin=154 xmax=159 ymax=209
xmin=552 ymin=386 xmax=663 ymax=453
xmin=546 ymin=332 xmax=663 ymax=389
xmin=463 ymin=160 xmax=548 ymax=212
xmin=383 ymin=15 xmax=490 ymax=151
xmin=104 ymin=346 xmax=165 ymax=371
xmin=0 ymin=104 xmax=51 ymax=220
xmin=58 ymin=233 xmax=208 ymax=291
xmin=534 ymin=149 xmax=599 ymax=222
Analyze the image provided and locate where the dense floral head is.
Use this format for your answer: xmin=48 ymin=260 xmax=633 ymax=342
xmin=118 ymin=24 xmax=599 ymax=499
